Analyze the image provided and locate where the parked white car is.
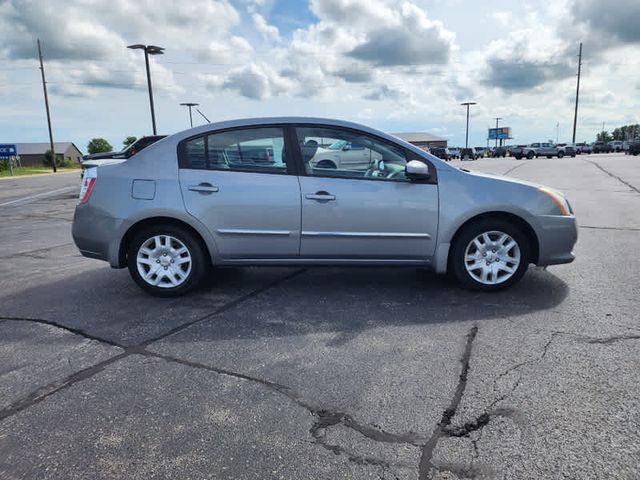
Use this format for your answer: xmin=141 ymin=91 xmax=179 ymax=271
xmin=309 ymin=139 xmax=381 ymax=171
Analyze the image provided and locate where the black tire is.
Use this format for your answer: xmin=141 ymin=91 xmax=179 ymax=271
xmin=557 ymin=151 xmax=564 ymax=158
xmin=127 ymin=224 xmax=208 ymax=297
xmin=546 ymin=155 xmax=552 ymax=159
xmin=450 ymin=218 xmax=530 ymax=292
xmin=527 ymin=151 xmax=534 ymax=159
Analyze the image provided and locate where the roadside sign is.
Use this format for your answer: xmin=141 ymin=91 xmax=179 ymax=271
xmin=0 ymin=144 xmax=17 ymax=160
xmin=488 ymin=127 xmax=511 ymax=140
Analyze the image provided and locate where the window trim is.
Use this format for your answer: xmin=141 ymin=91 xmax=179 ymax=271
xmin=290 ymin=124 xmax=437 ymax=185
xmin=177 ymin=125 xmax=299 ymax=175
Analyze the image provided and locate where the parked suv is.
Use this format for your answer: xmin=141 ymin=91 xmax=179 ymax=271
xmin=574 ymin=142 xmax=592 ymax=154
xmin=72 ymin=117 xmax=577 ymax=296
xmin=448 ymin=147 xmax=460 ymax=159
xmin=628 ymin=141 xmax=640 ymax=156
xmin=592 ymin=142 xmax=612 ymax=154
xmin=608 ymin=141 xmax=624 ymax=152
xmin=460 ymin=147 xmax=479 ymax=160
xmin=556 ymin=144 xmax=577 ymax=157
xmin=430 ymin=147 xmax=450 ymax=161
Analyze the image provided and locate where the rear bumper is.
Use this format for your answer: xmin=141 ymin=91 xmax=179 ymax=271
xmin=72 ymin=204 xmax=124 ymax=267
xmin=535 ymin=215 xmax=578 ymax=266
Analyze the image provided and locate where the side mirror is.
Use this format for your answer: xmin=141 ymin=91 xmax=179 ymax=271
xmin=406 ymin=160 xmax=430 ymax=180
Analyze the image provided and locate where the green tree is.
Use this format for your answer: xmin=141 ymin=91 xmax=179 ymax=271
xmin=596 ymin=131 xmax=613 ymax=142
xmin=87 ymin=138 xmax=113 ymax=154
xmin=123 ymin=136 xmax=137 ymax=148
xmin=43 ymin=149 xmax=57 ymax=167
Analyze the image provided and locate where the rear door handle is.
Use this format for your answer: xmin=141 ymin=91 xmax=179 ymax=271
xmin=188 ymin=183 xmax=219 ymax=193
xmin=305 ymin=191 xmax=335 ymax=201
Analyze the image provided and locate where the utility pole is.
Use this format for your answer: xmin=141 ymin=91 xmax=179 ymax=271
xmin=556 ymin=122 xmax=559 ymax=144
xmin=494 ymin=117 xmax=502 ymax=148
xmin=571 ymin=42 xmax=582 ymax=144
xmin=461 ymin=102 xmax=476 ymax=149
xmin=37 ymin=39 xmax=56 ymax=173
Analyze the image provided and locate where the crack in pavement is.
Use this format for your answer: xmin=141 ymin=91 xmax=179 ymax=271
xmin=502 ymin=163 xmax=527 ymax=176
xmin=1 ymin=267 xmax=424 ymax=471
xmin=0 ymin=316 xmax=125 ymax=348
xmin=584 ymin=159 xmax=640 ymax=194
xmin=583 ymin=334 xmax=640 ymax=345
xmin=0 ymin=268 xmax=305 ymax=421
xmin=418 ymin=325 xmax=478 ymax=479
xmin=0 ymin=242 xmax=74 ymax=260
xmin=579 ymin=225 xmax=640 ymax=232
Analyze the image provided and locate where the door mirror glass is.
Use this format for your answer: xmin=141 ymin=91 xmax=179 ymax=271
xmin=406 ymin=160 xmax=430 ymax=180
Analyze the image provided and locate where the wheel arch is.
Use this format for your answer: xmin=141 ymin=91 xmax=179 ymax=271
xmin=446 ymin=211 xmax=540 ymax=269
xmin=117 ymin=216 xmax=214 ymax=268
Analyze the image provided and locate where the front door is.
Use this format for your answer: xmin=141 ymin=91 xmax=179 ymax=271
xmin=295 ymin=126 xmax=439 ymax=260
xmin=178 ymin=126 xmax=300 ymax=259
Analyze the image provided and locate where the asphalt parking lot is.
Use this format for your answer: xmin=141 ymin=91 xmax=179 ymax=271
xmin=1 ymin=154 xmax=639 ymax=479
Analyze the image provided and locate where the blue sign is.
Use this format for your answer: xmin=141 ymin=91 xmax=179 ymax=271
xmin=488 ymin=127 xmax=511 ymax=140
xmin=0 ymin=144 xmax=17 ymax=160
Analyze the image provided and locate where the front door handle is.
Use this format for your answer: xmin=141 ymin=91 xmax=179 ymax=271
xmin=188 ymin=183 xmax=219 ymax=193
xmin=305 ymin=191 xmax=336 ymax=201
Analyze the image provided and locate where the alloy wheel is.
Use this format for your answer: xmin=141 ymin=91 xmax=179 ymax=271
xmin=464 ymin=231 xmax=521 ymax=285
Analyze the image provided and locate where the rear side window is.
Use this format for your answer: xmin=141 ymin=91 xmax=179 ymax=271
xmin=179 ymin=127 xmax=288 ymax=174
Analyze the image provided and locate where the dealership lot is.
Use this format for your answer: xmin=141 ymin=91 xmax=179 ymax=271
xmin=0 ymin=154 xmax=639 ymax=479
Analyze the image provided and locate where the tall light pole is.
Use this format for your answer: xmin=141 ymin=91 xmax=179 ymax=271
xmin=461 ymin=102 xmax=476 ymax=149
xmin=128 ymin=44 xmax=164 ymax=135
xmin=180 ymin=103 xmax=198 ymax=128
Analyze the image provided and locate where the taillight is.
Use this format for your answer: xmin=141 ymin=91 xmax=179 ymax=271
xmin=79 ymin=168 xmax=97 ymax=204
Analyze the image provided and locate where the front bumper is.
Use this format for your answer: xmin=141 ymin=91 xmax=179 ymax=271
xmin=535 ymin=215 xmax=578 ymax=266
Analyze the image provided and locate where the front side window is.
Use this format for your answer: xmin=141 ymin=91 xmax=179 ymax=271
xmin=296 ymin=126 xmax=408 ymax=181
xmin=180 ymin=127 xmax=287 ymax=174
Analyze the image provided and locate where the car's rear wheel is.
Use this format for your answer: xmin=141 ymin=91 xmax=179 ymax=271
xmin=451 ymin=219 xmax=530 ymax=291
xmin=527 ymin=151 xmax=534 ymax=159
xmin=127 ymin=225 xmax=207 ymax=296
xmin=557 ymin=151 xmax=564 ymax=158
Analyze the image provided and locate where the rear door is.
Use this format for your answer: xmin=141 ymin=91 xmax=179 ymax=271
xmin=178 ymin=126 xmax=301 ymax=259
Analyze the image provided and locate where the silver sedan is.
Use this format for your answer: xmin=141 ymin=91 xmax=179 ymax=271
xmin=72 ymin=117 xmax=577 ymax=296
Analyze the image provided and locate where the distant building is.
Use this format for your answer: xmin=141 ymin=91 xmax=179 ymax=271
xmin=12 ymin=142 xmax=83 ymax=167
xmin=391 ymin=132 xmax=447 ymax=150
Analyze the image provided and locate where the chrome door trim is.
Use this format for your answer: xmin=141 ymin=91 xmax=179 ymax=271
xmin=216 ymin=228 xmax=292 ymax=236
xmin=301 ymin=231 xmax=431 ymax=239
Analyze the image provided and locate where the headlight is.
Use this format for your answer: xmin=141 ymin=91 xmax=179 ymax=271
xmin=538 ymin=187 xmax=571 ymax=216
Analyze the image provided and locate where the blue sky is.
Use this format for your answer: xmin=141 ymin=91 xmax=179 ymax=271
xmin=1 ymin=0 xmax=639 ymax=153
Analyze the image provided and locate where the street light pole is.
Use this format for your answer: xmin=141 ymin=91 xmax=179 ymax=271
xmin=494 ymin=117 xmax=502 ymax=149
xmin=461 ymin=102 xmax=476 ymax=149
xmin=180 ymin=103 xmax=199 ymax=128
xmin=128 ymin=44 xmax=165 ymax=135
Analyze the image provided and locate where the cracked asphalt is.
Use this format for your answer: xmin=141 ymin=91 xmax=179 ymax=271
xmin=1 ymin=153 xmax=639 ymax=479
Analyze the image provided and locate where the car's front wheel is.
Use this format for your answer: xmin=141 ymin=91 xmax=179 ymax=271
xmin=127 ymin=225 xmax=207 ymax=296
xmin=451 ymin=219 xmax=530 ymax=291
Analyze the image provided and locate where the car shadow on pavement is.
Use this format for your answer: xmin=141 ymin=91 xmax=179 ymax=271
xmin=0 ymin=264 xmax=569 ymax=346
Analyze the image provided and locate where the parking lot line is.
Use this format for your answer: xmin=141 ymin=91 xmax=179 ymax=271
xmin=0 ymin=186 xmax=76 ymax=207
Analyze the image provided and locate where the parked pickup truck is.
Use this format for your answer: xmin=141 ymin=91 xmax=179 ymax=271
xmin=511 ymin=142 xmax=564 ymax=159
